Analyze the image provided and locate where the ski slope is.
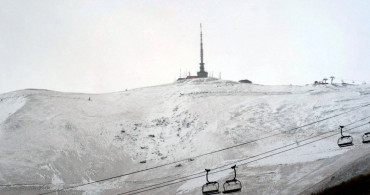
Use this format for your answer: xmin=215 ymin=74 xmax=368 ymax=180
xmin=0 ymin=78 xmax=370 ymax=195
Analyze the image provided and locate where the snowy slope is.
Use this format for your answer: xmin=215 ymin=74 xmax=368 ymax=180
xmin=0 ymin=79 xmax=370 ymax=195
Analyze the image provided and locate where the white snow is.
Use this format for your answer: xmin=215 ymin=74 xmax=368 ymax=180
xmin=0 ymin=80 xmax=369 ymax=194
xmin=0 ymin=97 xmax=25 ymax=124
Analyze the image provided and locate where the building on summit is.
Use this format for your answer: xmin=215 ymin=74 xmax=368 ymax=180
xmin=239 ymin=79 xmax=252 ymax=84
xmin=178 ymin=24 xmax=208 ymax=80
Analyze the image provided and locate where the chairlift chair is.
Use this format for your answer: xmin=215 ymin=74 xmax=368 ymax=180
xmin=337 ymin=126 xmax=353 ymax=147
xmin=363 ymin=132 xmax=370 ymax=143
xmin=202 ymin=169 xmax=220 ymax=194
xmin=362 ymin=122 xmax=370 ymax=144
xmin=222 ymin=165 xmax=242 ymax=194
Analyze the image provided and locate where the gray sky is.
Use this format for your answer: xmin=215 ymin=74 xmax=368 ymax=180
xmin=1 ymin=0 xmax=369 ymax=94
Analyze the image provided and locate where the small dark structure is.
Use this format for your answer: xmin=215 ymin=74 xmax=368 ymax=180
xmin=239 ymin=79 xmax=252 ymax=84
xmin=314 ymin=78 xmax=329 ymax=85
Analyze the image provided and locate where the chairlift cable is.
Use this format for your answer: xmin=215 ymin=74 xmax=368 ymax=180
xmin=119 ymin=121 xmax=370 ymax=195
xmin=35 ymin=103 xmax=370 ymax=195
xmin=125 ymin=115 xmax=370 ymax=184
xmin=123 ymin=123 xmax=369 ymax=195
xmin=37 ymin=103 xmax=370 ymax=195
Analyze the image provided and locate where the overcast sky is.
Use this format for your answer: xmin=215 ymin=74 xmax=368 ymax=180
xmin=1 ymin=0 xmax=369 ymax=94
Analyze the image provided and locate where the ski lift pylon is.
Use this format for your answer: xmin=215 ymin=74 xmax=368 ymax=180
xmin=202 ymin=169 xmax=220 ymax=194
xmin=337 ymin=125 xmax=353 ymax=147
xmin=222 ymin=165 xmax=242 ymax=194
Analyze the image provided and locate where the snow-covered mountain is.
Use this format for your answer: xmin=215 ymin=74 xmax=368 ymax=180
xmin=1 ymin=78 xmax=370 ymax=195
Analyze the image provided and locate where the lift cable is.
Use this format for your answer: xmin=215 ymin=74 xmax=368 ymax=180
xmin=122 ymin=122 xmax=370 ymax=195
xmin=37 ymin=103 xmax=370 ymax=195
xmin=119 ymin=116 xmax=370 ymax=195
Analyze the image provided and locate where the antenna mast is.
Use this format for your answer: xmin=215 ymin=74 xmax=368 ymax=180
xmin=200 ymin=23 xmax=204 ymax=67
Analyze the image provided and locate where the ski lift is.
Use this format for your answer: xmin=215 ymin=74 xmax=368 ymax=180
xmin=362 ymin=122 xmax=370 ymax=144
xmin=202 ymin=169 xmax=220 ymax=194
xmin=362 ymin=132 xmax=370 ymax=143
xmin=337 ymin=126 xmax=353 ymax=147
xmin=222 ymin=165 xmax=242 ymax=194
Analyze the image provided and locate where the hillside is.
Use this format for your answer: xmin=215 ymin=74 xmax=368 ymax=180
xmin=0 ymin=78 xmax=370 ymax=195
